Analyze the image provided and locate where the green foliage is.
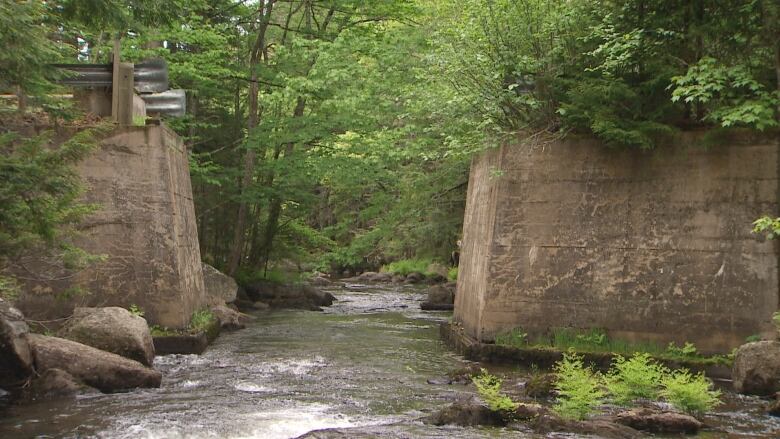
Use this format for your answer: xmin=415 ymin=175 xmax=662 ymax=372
xmin=745 ymin=334 xmax=762 ymax=343
xmin=604 ymin=354 xmax=667 ymax=406
xmin=552 ymin=352 xmax=606 ymax=420
xmin=149 ymin=325 xmax=176 ymax=337
xmin=665 ymin=342 xmax=698 ymax=358
xmin=447 ymin=266 xmax=458 ymax=282
xmin=381 ymin=258 xmax=435 ymax=277
xmin=671 ymin=58 xmax=779 ymax=131
xmin=660 ymin=370 xmax=721 ymax=415
xmin=128 ymin=304 xmax=145 ymax=318
xmin=188 ymin=309 xmax=216 ymax=333
xmin=0 ymin=126 xmax=108 ymax=259
xmin=753 ymin=216 xmax=780 ymax=239
xmin=472 ymin=369 xmax=519 ymax=413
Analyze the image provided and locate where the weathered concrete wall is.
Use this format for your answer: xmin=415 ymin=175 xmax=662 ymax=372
xmin=15 ymin=124 xmax=206 ymax=328
xmin=454 ymin=132 xmax=780 ymax=353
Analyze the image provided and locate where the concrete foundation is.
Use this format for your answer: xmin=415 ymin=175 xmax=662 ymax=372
xmin=454 ymin=131 xmax=780 ymax=353
xmin=15 ymin=124 xmax=206 ymax=328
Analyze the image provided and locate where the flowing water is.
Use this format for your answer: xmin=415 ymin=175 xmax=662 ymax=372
xmin=1 ymin=284 xmax=778 ymax=438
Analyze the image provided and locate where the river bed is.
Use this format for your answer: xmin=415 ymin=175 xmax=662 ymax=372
xmin=1 ymin=284 xmax=778 ymax=438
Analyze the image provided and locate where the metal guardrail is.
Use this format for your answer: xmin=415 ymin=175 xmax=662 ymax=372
xmin=142 ymin=89 xmax=186 ymax=117
xmin=52 ymin=59 xmax=169 ymax=93
xmin=52 ymin=59 xmax=185 ymax=117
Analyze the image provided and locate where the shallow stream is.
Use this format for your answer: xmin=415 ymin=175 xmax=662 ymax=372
xmin=1 ymin=284 xmax=778 ymax=438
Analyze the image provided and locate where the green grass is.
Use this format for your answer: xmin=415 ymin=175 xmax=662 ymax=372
xmin=189 ymin=309 xmax=216 ymax=332
xmin=494 ymin=327 xmax=731 ymax=366
xmin=149 ymin=309 xmax=217 ymax=337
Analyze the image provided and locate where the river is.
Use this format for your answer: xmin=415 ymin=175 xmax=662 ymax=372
xmin=1 ymin=283 xmax=778 ymax=438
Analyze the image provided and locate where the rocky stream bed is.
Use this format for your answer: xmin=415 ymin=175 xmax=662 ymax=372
xmin=1 ymin=283 xmax=779 ymax=438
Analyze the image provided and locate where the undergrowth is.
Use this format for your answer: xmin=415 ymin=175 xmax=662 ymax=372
xmin=472 ymin=369 xmax=519 ymax=413
xmin=381 ymin=258 xmax=434 ymax=277
xmin=553 ymin=352 xmax=606 ymax=420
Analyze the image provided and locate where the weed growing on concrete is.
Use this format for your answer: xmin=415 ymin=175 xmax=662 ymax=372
xmin=660 ymin=369 xmax=721 ymax=415
xmin=604 ymin=354 xmax=666 ymax=405
xmin=495 ymin=327 xmax=528 ymax=347
xmin=552 ymin=352 xmax=605 ymax=420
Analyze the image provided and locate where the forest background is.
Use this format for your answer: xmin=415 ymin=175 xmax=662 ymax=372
xmin=1 ymin=0 xmax=778 ymax=289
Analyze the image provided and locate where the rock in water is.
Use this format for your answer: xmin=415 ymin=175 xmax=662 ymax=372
xmin=613 ymin=408 xmax=702 ymax=434
xmin=421 ymin=283 xmax=455 ymax=310
xmin=423 ymin=398 xmax=506 ymax=426
xmin=63 ymin=307 xmax=155 ymax=366
xmin=210 ymin=304 xmax=251 ymax=331
xmin=732 ymin=341 xmax=780 ymax=396
xmin=24 ymin=368 xmax=95 ymax=400
xmin=28 ymin=334 xmax=161 ymax=392
xmin=202 ymin=263 xmax=239 ymax=304
xmin=0 ymin=298 xmax=34 ymax=389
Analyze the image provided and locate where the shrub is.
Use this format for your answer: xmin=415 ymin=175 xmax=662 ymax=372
xmin=660 ymin=369 xmax=721 ymax=415
xmin=604 ymin=354 xmax=666 ymax=406
xmin=472 ymin=369 xmax=519 ymax=413
xmin=553 ymin=352 xmax=606 ymax=420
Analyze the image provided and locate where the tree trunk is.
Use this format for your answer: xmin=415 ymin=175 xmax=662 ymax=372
xmin=226 ymin=0 xmax=276 ymax=276
xmin=259 ymin=97 xmax=306 ymax=270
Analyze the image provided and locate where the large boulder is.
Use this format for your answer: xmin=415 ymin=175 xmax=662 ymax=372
xmin=62 ymin=307 xmax=155 ymax=366
xmin=613 ymin=408 xmax=702 ymax=434
xmin=245 ymin=280 xmax=335 ymax=310
xmin=0 ymin=298 xmax=34 ymax=389
xmin=732 ymin=341 xmax=780 ymax=396
xmin=28 ymin=334 xmax=161 ymax=392
xmin=202 ymin=263 xmax=238 ymax=305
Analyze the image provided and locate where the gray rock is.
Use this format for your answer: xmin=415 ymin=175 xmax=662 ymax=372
xmin=421 ymin=283 xmax=455 ymax=310
xmin=310 ymin=276 xmax=332 ymax=286
xmin=24 ymin=368 xmax=95 ymax=400
xmin=63 ymin=307 xmax=155 ymax=366
xmin=245 ymin=280 xmax=335 ymax=310
xmin=767 ymin=393 xmax=780 ymax=417
xmin=28 ymin=334 xmax=161 ymax=392
xmin=202 ymin=263 xmax=239 ymax=304
xmin=426 ymin=284 xmax=454 ymax=304
xmin=404 ymin=272 xmax=425 ymax=284
xmin=732 ymin=341 xmax=780 ymax=395
xmin=210 ymin=304 xmax=251 ymax=331
xmin=613 ymin=408 xmax=702 ymax=434
xmin=532 ymin=415 xmax=641 ymax=439
xmin=0 ymin=298 xmax=33 ymax=389
xmin=423 ymin=397 xmax=506 ymax=426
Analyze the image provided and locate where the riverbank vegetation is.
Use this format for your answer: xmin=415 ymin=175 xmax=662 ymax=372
xmin=494 ymin=327 xmax=732 ymax=366
xmin=2 ymin=0 xmax=778 ymax=285
xmin=473 ymin=353 xmax=721 ymax=423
